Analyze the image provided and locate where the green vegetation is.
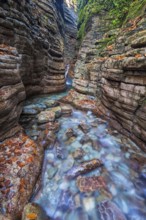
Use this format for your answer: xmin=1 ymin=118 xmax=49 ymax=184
xmin=76 ymin=0 xmax=146 ymax=41
xmin=125 ymin=0 xmax=146 ymax=22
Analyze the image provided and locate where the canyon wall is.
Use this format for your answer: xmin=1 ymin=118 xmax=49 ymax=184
xmin=0 ymin=0 xmax=77 ymax=141
xmin=0 ymin=1 xmax=77 ymax=219
xmin=72 ymin=12 xmax=146 ymax=151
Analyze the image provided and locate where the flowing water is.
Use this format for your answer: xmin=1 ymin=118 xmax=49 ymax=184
xmin=20 ymin=91 xmax=146 ymax=220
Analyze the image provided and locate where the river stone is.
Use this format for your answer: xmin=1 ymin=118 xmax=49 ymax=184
xmin=76 ymin=176 xmax=107 ymax=193
xmin=78 ymin=122 xmax=90 ymax=133
xmin=72 ymin=148 xmax=85 ymax=159
xmin=44 ymin=100 xmax=58 ymax=108
xmin=38 ymin=121 xmax=60 ymax=132
xmin=37 ymin=111 xmax=55 ymax=124
xmin=47 ymin=164 xmax=58 ymax=179
xmin=61 ymin=105 xmax=72 ymax=116
xmin=50 ymin=106 xmax=62 ymax=118
xmin=66 ymin=159 xmax=103 ymax=179
xmin=80 ymin=135 xmax=93 ymax=145
xmin=97 ymin=200 xmax=127 ymax=220
xmin=65 ymin=128 xmax=77 ymax=139
xmin=22 ymin=203 xmax=49 ymax=220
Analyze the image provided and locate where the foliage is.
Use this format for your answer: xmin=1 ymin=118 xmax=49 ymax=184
xmin=125 ymin=0 xmax=146 ymax=22
xmin=77 ymin=0 xmax=134 ymax=41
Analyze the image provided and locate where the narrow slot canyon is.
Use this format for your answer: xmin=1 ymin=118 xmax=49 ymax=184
xmin=0 ymin=1 xmax=146 ymax=220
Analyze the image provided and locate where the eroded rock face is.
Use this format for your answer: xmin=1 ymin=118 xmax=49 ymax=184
xmin=0 ymin=45 xmax=26 ymax=141
xmin=72 ymin=13 xmax=146 ymax=151
xmin=0 ymin=0 xmax=77 ymax=141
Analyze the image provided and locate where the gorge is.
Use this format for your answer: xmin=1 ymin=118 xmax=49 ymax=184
xmin=0 ymin=0 xmax=146 ymax=220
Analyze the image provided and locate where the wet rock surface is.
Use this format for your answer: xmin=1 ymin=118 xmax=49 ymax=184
xmin=69 ymin=13 xmax=146 ymax=151
xmin=17 ymin=92 xmax=146 ymax=220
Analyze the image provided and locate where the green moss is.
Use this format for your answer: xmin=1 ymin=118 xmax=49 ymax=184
xmin=77 ymin=0 xmax=133 ymax=41
xmin=77 ymin=2 xmax=104 ymax=40
xmin=125 ymin=0 xmax=146 ymax=22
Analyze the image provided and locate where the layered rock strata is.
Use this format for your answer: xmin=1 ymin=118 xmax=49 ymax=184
xmin=0 ymin=0 xmax=77 ymax=141
xmin=72 ymin=15 xmax=146 ymax=151
xmin=0 ymin=0 xmax=77 ymax=218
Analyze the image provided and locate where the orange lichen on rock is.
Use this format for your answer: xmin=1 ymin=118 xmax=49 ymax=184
xmin=26 ymin=213 xmax=37 ymax=220
xmin=0 ymin=132 xmax=43 ymax=219
xmin=135 ymin=54 xmax=142 ymax=58
xmin=26 ymin=156 xmax=34 ymax=163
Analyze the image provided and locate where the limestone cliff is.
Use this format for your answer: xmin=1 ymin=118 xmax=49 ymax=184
xmin=71 ymin=3 xmax=146 ymax=151
xmin=0 ymin=1 xmax=77 ymax=218
xmin=0 ymin=0 xmax=77 ymax=141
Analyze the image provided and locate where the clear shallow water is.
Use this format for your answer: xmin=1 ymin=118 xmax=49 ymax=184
xmin=20 ymin=91 xmax=146 ymax=220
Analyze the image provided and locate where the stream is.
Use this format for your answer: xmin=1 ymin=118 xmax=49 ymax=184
xmin=20 ymin=87 xmax=146 ymax=220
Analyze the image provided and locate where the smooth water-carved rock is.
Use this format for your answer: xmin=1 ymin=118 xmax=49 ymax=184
xmin=50 ymin=106 xmax=62 ymax=118
xmin=60 ymin=105 xmax=72 ymax=116
xmin=38 ymin=111 xmax=55 ymax=124
xmin=44 ymin=100 xmax=58 ymax=108
xmin=66 ymin=159 xmax=103 ymax=179
xmin=97 ymin=200 xmax=127 ymax=220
